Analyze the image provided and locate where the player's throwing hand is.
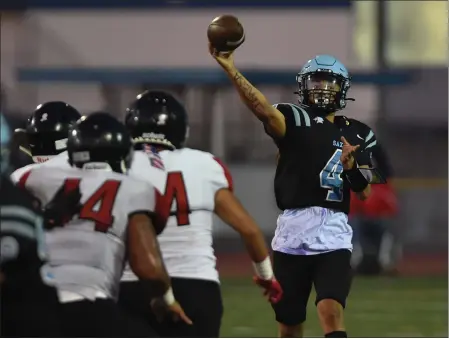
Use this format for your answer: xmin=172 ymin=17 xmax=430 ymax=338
xmin=340 ymin=136 xmax=360 ymax=170
xmin=208 ymin=43 xmax=235 ymax=71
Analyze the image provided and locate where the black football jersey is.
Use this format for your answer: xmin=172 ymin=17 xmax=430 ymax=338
xmin=0 ymin=175 xmax=61 ymax=338
xmin=0 ymin=175 xmax=47 ymax=285
xmin=9 ymin=146 xmax=34 ymax=171
xmin=269 ymin=103 xmax=377 ymax=214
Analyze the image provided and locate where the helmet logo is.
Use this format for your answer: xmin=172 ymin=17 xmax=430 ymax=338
xmin=157 ymin=114 xmax=168 ymax=126
xmin=40 ymin=113 xmax=48 ymax=122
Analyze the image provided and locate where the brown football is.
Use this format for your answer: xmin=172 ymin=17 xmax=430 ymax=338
xmin=207 ymin=15 xmax=245 ymax=52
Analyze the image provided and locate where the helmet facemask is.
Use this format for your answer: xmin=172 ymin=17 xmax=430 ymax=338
xmin=296 ymin=71 xmax=350 ymax=115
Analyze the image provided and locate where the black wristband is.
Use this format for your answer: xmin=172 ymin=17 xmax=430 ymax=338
xmin=344 ymin=168 xmax=369 ymax=193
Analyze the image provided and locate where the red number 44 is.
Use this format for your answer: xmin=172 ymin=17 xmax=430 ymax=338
xmin=64 ymin=179 xmax=121 ymax=232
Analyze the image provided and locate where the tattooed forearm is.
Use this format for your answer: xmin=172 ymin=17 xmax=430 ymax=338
xmin=232 ymin=71 xmax=269 ymax=120
xmin=224 ymin=67 xmax=285 ymax=137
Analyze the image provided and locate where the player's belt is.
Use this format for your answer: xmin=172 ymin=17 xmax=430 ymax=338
xmin=57 ymin=290 xmax=108 ymax=303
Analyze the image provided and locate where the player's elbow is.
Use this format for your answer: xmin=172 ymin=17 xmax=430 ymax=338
xmin=238 ymin=223 xmax=262 ymax=240
xmin=265 ymin=112 xmax=286 ymax=138
xmin=127 ymin=215 xmax=169 ymax=283
xmin=130 ymin=260 xmax=155 ymax=280
xmin=128 ymin=248 xmax=166 ymax=281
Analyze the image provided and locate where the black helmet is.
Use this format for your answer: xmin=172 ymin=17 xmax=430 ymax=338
xmin=125 ymin=90 xmax=188 ymax=150
xmin=67 ymin=112 xmax=133 ymax=173
xmin=26 ymin=101 xmax=81 ymax=162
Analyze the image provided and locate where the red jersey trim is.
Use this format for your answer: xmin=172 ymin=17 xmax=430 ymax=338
xmin=18 ymin=170 xmax=32 ymax=189
xmin=213 ymin=157 xmax=233 ymax=192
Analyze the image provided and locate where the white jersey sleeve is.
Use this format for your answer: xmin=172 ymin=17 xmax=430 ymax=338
xmin=10 ymin=163 xmax=37 ymax=184
xmin=44 ymin=151 xmax=71 ymax=168
xmin=125 ymin=180 xmax=157 ymax=218
xmin=203 ymin=154 xmax=233 ymax=195
xmin=129 ymin=150 xmax=167 ymax=194
xmin=10 ymin=151 xmax=70 ymax=185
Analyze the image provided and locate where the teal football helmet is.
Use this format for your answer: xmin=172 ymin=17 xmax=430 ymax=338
xmin=296 ymin=55 xmax=353 ymax=113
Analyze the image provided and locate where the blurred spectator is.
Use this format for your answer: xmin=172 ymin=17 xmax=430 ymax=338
xmin=1 ymin=90 xmax=33 ymax=171
xmin=350 ymin=143 xmax=400 ymax=275
xmin=0 ymin=83 xmax=5 ymax=112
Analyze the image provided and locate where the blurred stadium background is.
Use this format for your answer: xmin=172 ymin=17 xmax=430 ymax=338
xmin=1 ymin=0 xmax=447 ymax=337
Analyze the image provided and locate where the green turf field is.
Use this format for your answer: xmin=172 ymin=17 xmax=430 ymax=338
xmin=220 ymin=277 xmax=448 ymax=337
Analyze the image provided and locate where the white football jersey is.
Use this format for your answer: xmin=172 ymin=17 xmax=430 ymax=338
xmin=128 ymin=150 xmax=167 ymax=194
xmin=10 ymin=163 xmax=38 ymax=184
xmin=121 ymin=148 xmax=232 ymax=283
xmin=19 ymin=165 xmax=157 ymax=300
xmin=10 ymin=151 xmax=70 ymax=184
xmin=12 ymin=150 xmax=167 ymax=194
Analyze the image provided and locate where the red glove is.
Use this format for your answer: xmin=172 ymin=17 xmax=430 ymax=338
xmin=253 ymin=276 xmax=283 ymax=304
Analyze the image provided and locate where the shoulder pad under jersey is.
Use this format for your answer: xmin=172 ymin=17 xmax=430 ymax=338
xmin=273 ymin=103 xmax=312 ymax=127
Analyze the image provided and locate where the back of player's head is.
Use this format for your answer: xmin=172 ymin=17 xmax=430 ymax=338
xmin=67 ymin=112 xmax=133 ymax=174
xmin=26 ymin=101 xmax=81 ymax=162
xmin=125 ymin=90 xmax=189 ymax=151
xmin=0 ymin=113 xmax=11 ymax=174
xmin=296 ymin=55 xmax=353 ymax=114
